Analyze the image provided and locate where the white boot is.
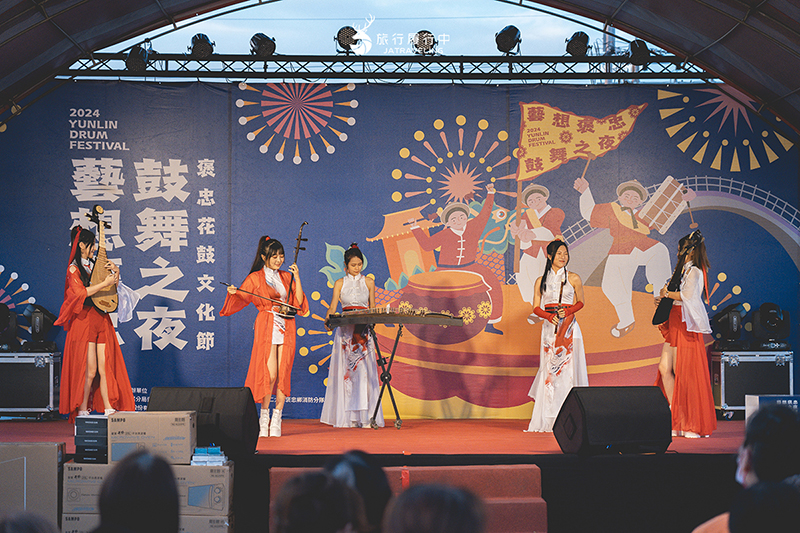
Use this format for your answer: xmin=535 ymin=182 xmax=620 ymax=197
xmin=259 ymin=407 xmax=270 ymax=438
xmin=269 ymin=408 xmax=282 ymax=437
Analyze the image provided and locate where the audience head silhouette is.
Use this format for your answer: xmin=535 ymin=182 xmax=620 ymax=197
xmin=383 ymin=484 xmax=485 ymax=533
xmin=325 ymin=450 xmax=392 ymax=533
xmin=272 ymin=470 xmax=368 ymax=533
xmin=96 ymin=450 xmax=179 ymax=533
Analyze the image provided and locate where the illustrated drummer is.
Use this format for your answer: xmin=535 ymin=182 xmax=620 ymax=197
xmin=508 ymin=183 xmax=565 ymax=324
xmin=573 ymin=177 xmax=692 ymax=338
xmin=408 ymin=183 xmax=504 ymax=335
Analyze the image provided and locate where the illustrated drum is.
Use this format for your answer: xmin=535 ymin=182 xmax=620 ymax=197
xmin=399 ymin=270 xmax=490 ymax=344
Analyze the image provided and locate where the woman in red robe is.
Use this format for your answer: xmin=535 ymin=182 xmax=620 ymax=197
xmin=55 ymin=226 xmax=135 ymax=420
xmin=221 ymin=236 xmax=308 ymax=437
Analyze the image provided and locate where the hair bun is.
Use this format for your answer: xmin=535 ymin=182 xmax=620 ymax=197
xmin=349 ymin=242 xmax=358 ymax=249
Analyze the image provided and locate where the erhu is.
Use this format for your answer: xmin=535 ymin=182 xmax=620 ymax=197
xmin=278 ymin=221 xmax=308 ymax=318
xmin=86 ymin=205 xmax=118 ymax=313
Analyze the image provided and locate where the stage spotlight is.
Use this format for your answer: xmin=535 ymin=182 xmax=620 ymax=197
xmin=125 ymin=44 xmax=150 ymax=72
xmin=711 ymin=303 xmax=747 ymax=350
xmin=250 ymin=33 xmax=276 ymax=57
xmin=628 ymin=39 xmax=650 ymax=66
xmin=22 ymin=304 xmax=57 ymax=352
xmin=566 ymin=31 xmax=589 ymax=57
xmin=335 ymin=26 xmax=358 ymax=54
xmin=495 ymin=25 xmax=521 ymax=55
xmin=752 ymin=303 xmax=791 ymax=350
xmin=0 ymin=303 xmax=19 ymax=351
xmin=189 ymin=33 xmax=215 ymax=59
xmin=412 ymin=30 xmax=437 ymax=55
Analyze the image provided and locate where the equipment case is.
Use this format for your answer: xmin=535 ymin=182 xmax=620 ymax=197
xmin=711 ymin=350 xmax=794 ymax=419
xmin=0 ymin=352 xmax=61 ymax=416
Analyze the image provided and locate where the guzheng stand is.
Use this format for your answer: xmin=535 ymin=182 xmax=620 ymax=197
xmin=325 ymin=310 xmax=463 ymax=429
xmin=366 ymin=324 xmax=403 ymax=429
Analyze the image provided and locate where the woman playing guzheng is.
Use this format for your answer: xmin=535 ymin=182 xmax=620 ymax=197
xmin=320 ymin=243 xmax=384 ymax=428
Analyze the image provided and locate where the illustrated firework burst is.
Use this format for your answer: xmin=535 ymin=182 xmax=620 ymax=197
xmin=236 ymin=82 xmax=358 ymax=164
xmin=657 ymin=86 xmax=794 ymax=172
xmin=391 ymin=115 xmax=516 ymax=215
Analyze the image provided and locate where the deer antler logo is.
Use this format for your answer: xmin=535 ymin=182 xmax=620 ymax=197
xmin=351 ymin=14 xmax=375 ymax=56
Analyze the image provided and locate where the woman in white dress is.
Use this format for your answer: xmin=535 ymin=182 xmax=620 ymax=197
xmin=526 ymin=240 xmax=589 ymax=432
xmin=321 ymin=244 xmax=385 ymax=428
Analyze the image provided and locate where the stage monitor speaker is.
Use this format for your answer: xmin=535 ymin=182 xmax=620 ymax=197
xmin=148 ymin=387 xmax=259 ymax=459
xmin=554 ymin=386 xmax=672 ymax=455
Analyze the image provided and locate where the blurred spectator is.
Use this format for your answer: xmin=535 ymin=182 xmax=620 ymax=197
xmin=93 ymin=450 xmax=179 ymax=533
xmin=728 ymin=480 xmax=800 ymax=533
xmin=383 ymin=484 xmax=486 ymax=533
xmin=693 ymin=403 xmax=800 ymax=533
xmin=0 ymin=512 xmax=59 ymax=533
xmin=272 ymin=470 xmax=368 ymax=533
xmin=324 ymin=450 xmax=392 ymax=533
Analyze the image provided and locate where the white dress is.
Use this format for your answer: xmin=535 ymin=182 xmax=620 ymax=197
xmin=320 ymin=274 xmax=385 ymax=428
xmin=527 ymin=267 xmax=589 ymax=432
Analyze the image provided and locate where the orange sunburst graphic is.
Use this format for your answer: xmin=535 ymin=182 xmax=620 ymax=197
xmin=236 ymin=82 xmax=358 ymax=164
xmin=391 ymin=115 xmax=516 ymax=215
xmin=295 ymin=290 xmax=335 ymax=385
xmin=658 ymin=86 xmax=795 ymax=172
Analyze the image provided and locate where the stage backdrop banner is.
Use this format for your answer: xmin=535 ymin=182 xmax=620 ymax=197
xmin=1 ymin=81 xmax=797 ymax=419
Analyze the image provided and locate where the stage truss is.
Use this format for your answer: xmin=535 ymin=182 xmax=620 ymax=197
xmin=62 ymin=53 xmax=710 ymax=83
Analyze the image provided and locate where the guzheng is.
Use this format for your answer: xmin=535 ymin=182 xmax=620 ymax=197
xmin=325 ymin=308 xmax=463 ymax=328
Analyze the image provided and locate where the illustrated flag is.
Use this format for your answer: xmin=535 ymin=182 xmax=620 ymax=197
xmin=516 ymin=102 xmax=648 ymax=181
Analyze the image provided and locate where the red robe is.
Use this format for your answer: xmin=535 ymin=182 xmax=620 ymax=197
xmin=521 ymin=207 xmax=565 ymax=258
xmin=220 ymin=269 xmax=308 ymax=401
xmin=54 ymin=264 xmax=135 ymax=419
xmin=656 ymin=306 xmax=717 ymax=436
xmin=411 ymin=193 xmax=503 ymax=321
xmin=590 ymin=202 xmax=659 ymax=255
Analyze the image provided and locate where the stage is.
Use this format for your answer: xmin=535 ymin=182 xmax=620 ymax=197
xmin=1 ymin=417 xmax=743 ymax=533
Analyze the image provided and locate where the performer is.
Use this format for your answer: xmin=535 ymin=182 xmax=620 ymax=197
xmin=320 ymin=244 xmax=385 ymax=428
xmin=55 ymin=225 xmax=135 ymax=420
xmin=655 ymin=233 xmax=716 ymax=438
xmin=526 ymin=240 xmax=588 ymax=432
xmin=408 ymin=183 xmax=504 ymax=334
xmin=509 ymin=183 xmax=565 ymax=323
xmin=221 ymin=236 xmax=308 ymax=438
xmin=574 ymin=177 xmax=672 ymax=338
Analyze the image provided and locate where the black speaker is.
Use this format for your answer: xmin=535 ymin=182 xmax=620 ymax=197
xmin=148 ymin=387 xmax=259 ymax=459
xmin=554 ymin=386 xmax=672 ymax=455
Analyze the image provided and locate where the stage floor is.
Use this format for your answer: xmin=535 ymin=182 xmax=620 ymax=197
xmin=0 ymin=417 xmax=743 ymax=457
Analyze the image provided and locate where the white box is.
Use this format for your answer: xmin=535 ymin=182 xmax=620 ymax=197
xmin=62 ymin=460 xmax=233 ymax=516
xmin=61 ymin=513 xmax=100 ymax=533
xmin=61 ymin=514 xmax=233 ymax=533
xmin=109 ymin=411 xmax=196 ymax=464
xmin=744 ymin=394 xmax=800 ymax=425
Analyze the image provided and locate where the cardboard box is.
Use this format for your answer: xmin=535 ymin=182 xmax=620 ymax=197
xmin=745 ymin=394 xmax=800 ymax=424
xmin=0 ymin=442 xmax=65 ymax=527
xmin=109 ymin=411 xmax=196 ymax=464
xmin=62 ymin=460 xmax=233 ymax=516
xmin=62 ymin=513 xmax=233 ymax=533
xmin=62 ymin=462 xmax=114 ymax=514
xmin=180 ymin=514 xmax=234 ymax=533
xmin=61 ymin=513 xmax=100 ymax=533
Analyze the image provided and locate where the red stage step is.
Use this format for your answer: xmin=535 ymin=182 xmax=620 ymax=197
xmin=270 ymin=464 xmax=547 ymax=533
